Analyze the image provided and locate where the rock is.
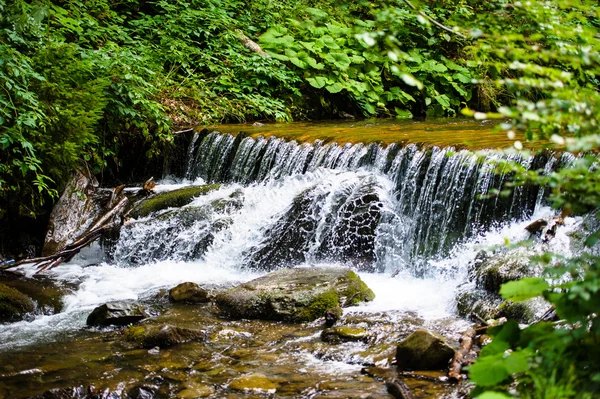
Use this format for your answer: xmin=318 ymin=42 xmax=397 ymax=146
xmin=43 ymin=170 xmax=111 ymax=256
xmin=123 ymin=324 xmax=206 ymax=348
xmin=321 ymin=326 xmax=369 ymax=344
xmin=525 ymin=218 xmax=548 ymax=235
xmin=472 ymin=249 xmax=540 ymax=295
xmin=130 ymin=184 xmax=221 ymax=218
xmin=177 ymin=385 xmax=213 ymax=398
xmin=395 ymin=329 xmax=456 ymax=370
xmin=86 ymin=302 xmax=148 ymax=327
xmin=0 ymin=275 xmax=71 ymax=315
xmin=0 ymin=283 xmax=35 ymax=322
xmin=228 ymin=373 xmax=277 ymax=393
xmin=169 ymin=282 xmax=209 ymax=303
xmin=324 ymin=306 xmax=343 ymax=327
xmin=215 ymin=267 xmax=375 ymax=322
xmin=127 ymin=385 xmax=157 ymax=399
xmin=246 ymin=177 xmax=385 ymax=271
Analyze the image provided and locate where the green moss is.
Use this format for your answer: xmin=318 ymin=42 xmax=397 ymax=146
xmin=0 ymin=283 xmax=35 ymax=322
xmin=343 ymin=271 xmax=376 ymax=305
xmin=321 ymin=326 xmax=369 ymax=343
xmin=123 ymin=325 xmax=147 ymax=346
xmin=131 ymin=184 xmax=221 ymax=218
xmin=296 ymin=289 xmax=339 ymax=322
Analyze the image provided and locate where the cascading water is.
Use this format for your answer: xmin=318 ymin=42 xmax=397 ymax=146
xmin=0 ymin=128 xmax=582 ymax=399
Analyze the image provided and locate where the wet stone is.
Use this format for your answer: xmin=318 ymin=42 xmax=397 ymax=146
xmin=169 ymin=282 xmax=209 ymax=304
xmin=86 ymin=302 xmax=148 ymax=327
xmin=321 ymin=326 xmax=369 ymax=344
xmin=123 ymin=324 xmax=206 ymax=348
xmin=395 ymin=329 xmax=456 ymax=371
xmin=228 ymin=373 xmax=278 ymax=393
xmin=215 ymin=267 xmax=375 ymax=322
xmin=0 ymin=283 xmax=35 ymax=323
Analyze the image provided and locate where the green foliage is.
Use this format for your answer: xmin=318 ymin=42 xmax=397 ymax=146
xmin=258 ymin=2 xmax=474 ymax=117
xmin=451 ymin=1 xmax=600 ymax=398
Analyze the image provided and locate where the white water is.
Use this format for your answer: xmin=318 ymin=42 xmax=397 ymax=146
xmin=0 ymin=165 xmax=580 ymax=352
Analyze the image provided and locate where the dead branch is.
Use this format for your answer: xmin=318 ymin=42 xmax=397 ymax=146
xmin=448 ymin=327 xmax=477 ymax=382
xmin=1 ymin=196 xmax=127 ymax=273
xmin=235 ymin=29 xmax=270 ymax=57
xmin=401 ymin=0 xmax=467 ymax=39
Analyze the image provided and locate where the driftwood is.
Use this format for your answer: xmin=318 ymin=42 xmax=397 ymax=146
xmin=235 ymin=29 xmax=270 ymax=57
xmin=1 ymin=191 xmax=128 ymax=274
xmin=386 ymin=379 xmax=416 ymax=399
xmin=448 ymin=327 xmax=477 ymax=382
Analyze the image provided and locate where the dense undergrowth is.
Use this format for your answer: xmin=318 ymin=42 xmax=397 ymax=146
xmin=0 ymin=0 xmax=479 ymax=227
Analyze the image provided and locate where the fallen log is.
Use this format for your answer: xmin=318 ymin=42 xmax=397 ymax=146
xmin=386 ymin=379 xmax=416 ymax=399
xmin=448 ymin=327 xmax=477 ymax=382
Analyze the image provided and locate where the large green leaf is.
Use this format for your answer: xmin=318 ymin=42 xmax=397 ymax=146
xmin=324 ymin=52 xmax=351 ymax=70
xmin=306 ymin=75 xmax=329 ymax=89
xmin=500 ymin=277 xmax=549 ymax=302
xmin=326 ymin=81 xmax=345 ymax=93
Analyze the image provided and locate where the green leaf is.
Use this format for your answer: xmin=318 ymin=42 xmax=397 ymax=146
xmin=477 ymin=393 xmax=513 ymax=399
xmin=434 ymin=94 xmax=451 ymax=108
xmin=324 ymin=52 xmax=351 ymax=70
xmin=305 ymin=7 xmax=328 ymax=20
xmin=395 ymin=108 xmax=413 ymax=119
xmin=500 ymin=277 xmax=549 ymax=302
xmin=468 ymin=354 xmax=510 ymax=387
xmin=306 ymin=75 xmax=329 ymax=89
xmin=325 ymin=81 xmax=345 ymax=93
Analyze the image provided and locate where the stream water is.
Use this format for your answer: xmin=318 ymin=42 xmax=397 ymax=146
xmin=0 ymin=120 xmax=580 ymax=398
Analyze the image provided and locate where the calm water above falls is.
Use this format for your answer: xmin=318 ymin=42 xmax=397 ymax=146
xmin=0 ymin=121 xmax=579 ymax=398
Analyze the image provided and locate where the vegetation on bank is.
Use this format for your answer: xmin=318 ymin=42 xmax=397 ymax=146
xmin=1 ymin=0 xmax=477 ymax=223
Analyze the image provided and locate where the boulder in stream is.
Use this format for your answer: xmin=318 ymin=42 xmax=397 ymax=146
xmin=169 ymin=282 xmax=210 ymax=303
xmin=395 ymin=329 xmax=456 ymax=370
xmin=215 ymin=267 xmax=375 ymax=322
xmin=0 ymin=283 xmax=35 ymax=322
xmin=123 ymin=324 xmax=206 ymax=348
xmin=43 ymin=170 xmax=111 ymax=256
xmin=86 ymin=302 xmax=148 ymax=327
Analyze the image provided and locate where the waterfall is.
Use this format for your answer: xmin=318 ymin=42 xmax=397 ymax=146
xmin=113 ymin=131 xmax=559 ymax=275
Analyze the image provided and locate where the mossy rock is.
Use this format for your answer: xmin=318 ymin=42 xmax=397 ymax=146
xmin=214 ymin=267 xmax=375 ymax=322
xmin=130 ymin=184 xmax=221 ymax=218
xmin=472 ymin=249 xmax=541 ymax=295
xmin=169 ymin=282 xmax=209 ymax=303
xmin=86 ymin=302 xmax=148 ymax=327
xmin=228 ymin=373 xmax=277 ymax=392
xmin=395 ymin=329 xmax=456 ymax=371
xmin=321 ymin=326 xmax=369 ymax=344
xmin=123 ymin=324 xmax=206 ymax=348
xmin=0 ymin=283 xmax=35 ymax=322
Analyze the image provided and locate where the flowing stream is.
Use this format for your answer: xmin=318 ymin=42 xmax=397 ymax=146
xmin=0 ymin=121 xmax=581 ymax=399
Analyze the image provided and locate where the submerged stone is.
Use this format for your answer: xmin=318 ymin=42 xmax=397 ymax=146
xmin=214 ymin=267 xmax=375 ymax=322
xmin=130 ymin=184 xmax=221 ymax=218
xmin=324 ymin=306 xmax=343 ymax=327
xmin=395 ymin=329 xmax=455 ymax=370
xmin=0 ymin=283 xmax=35 ymax=322
xmin=321 ymin=326 xmax=369 ymax=344
xmin=169 ymin=282 xmax=209 ymax=303
xmin=123 ymin=324 xmax=206 ymax=348
xmin=86 ymin=302 xmax=148 ymax=327
xmin=228 ymin=373 xmax=277 ymax=392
